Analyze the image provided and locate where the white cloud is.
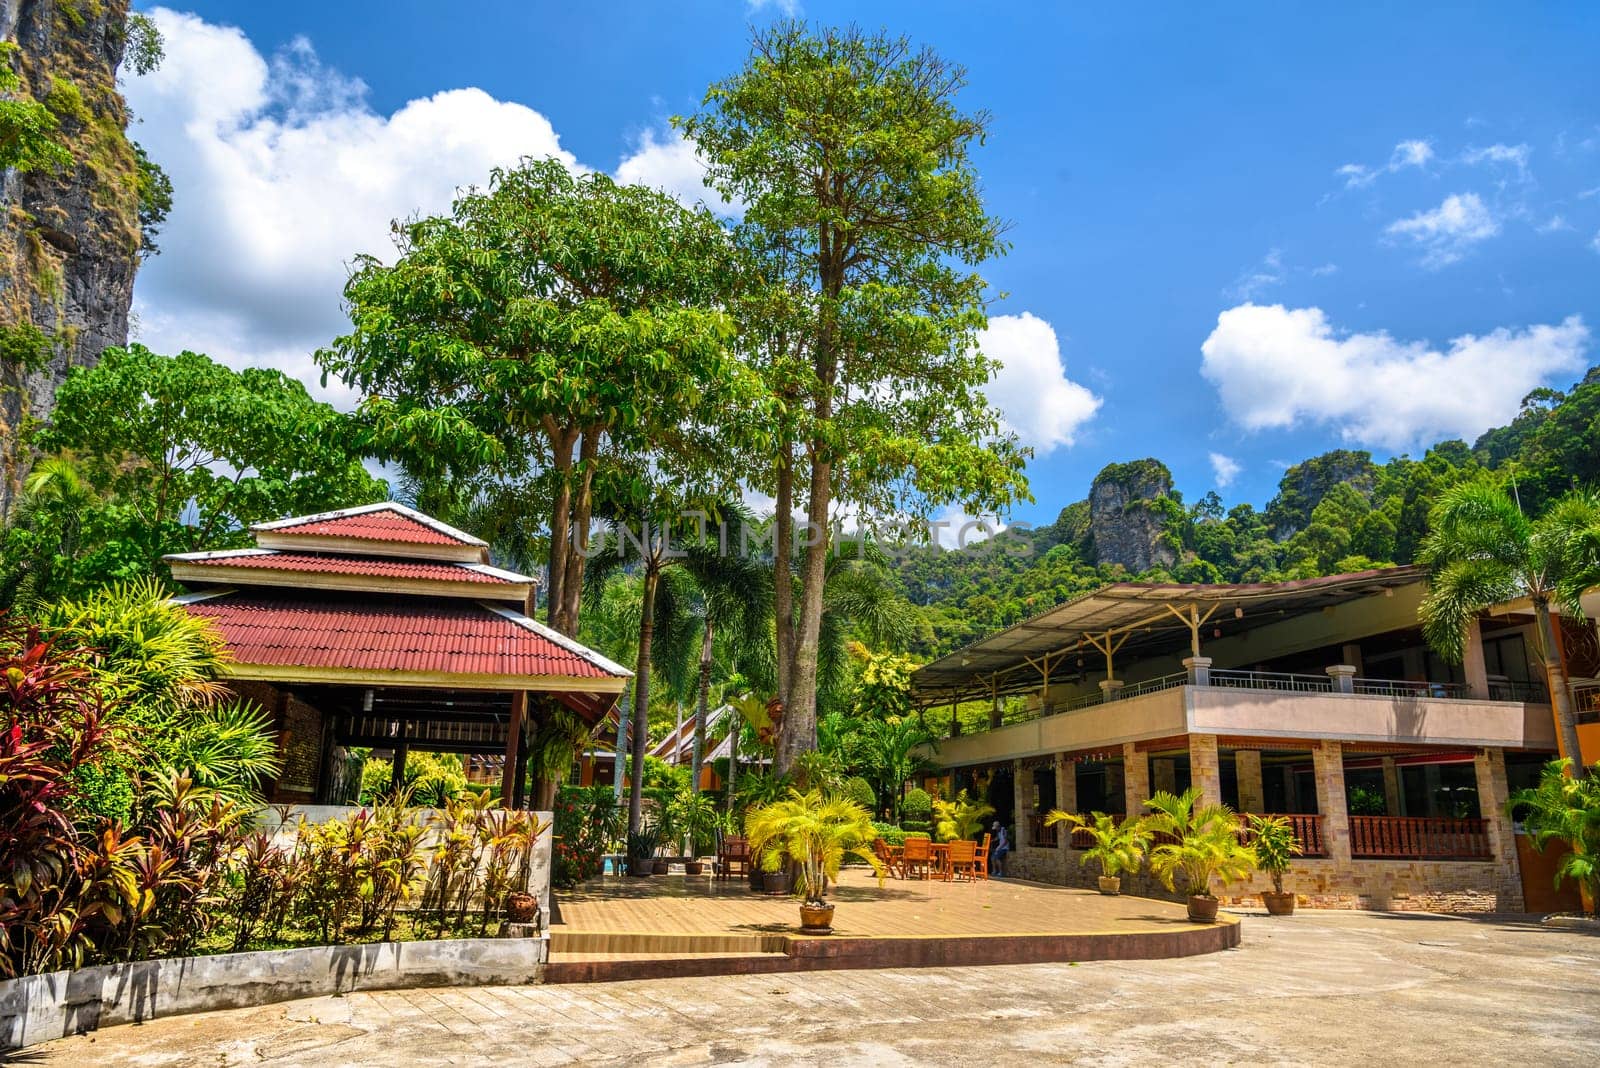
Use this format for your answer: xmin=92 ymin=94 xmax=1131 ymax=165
xmin=1460 ymin=142 xmax=1532 ymax=183
xmin=1208 ymin=453 xmax=1241 ymax=488
xmin=126 ymin=9 xmax=579 ymax=399
xmin=1592 ymin=230 xmax=1600 ymax=255
xmin=1536 ymin=214 xmax=1572 ymax=233
xmin=977 ymin=312 xmax=1101 ymax=455
xmin=1200 ymin=304 xmax=1590 ymax=449
xmin=1335 ymin=138 xmax=1433 ymax=189
xmin=747 ymin=0 xmax=802 ymax=13
xmin=1384 ymin=192 xmax=1499 ymax=267
xmin=614 ymin=128 xmax=739 ymax=215
xmin=1226 ymin=249 xmax=1339 ymax=300
xmin=929 ymin=504 xmax=1005 ymax=550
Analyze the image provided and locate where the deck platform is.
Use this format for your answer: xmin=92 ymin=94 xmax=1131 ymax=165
xmin=547 ymin=868 xmax=1239 ymax=982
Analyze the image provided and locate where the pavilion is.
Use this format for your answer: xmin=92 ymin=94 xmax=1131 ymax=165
xmin=164 ymin=502 xmax=630 ymax=807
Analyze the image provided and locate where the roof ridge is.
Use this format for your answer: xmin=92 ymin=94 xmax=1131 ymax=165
xmin=251 ymin=501 xmax=488 ymax=548
xmin=482 ymin=603 xmax=633 ymax=678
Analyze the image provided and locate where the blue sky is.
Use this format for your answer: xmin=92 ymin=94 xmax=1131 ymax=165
xmin=127 ymin=2 xmax=1600 ymax=529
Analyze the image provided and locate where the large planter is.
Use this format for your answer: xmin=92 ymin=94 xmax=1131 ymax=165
xmin=685 ymin=859 xmax=705 ymax=876
xmin=1262 ymin=891 xmax=1297 ymax=916
xmin=627 ymin=855 xmax=654 ymax=877
xmin=505 ymin=891 xmax=539 ymax=924
xmin=652 ymin=859 xmax=670 ymax=876
xmin=763 ymin=868 xmax=794 ymax=895
xmin=799 ymin=903 xmax=835 ymax=934
xmin=1097 ymin=875 xmax=1122 ymax=895
xmin=1187 ymin=894 xmax=1220 ymax=923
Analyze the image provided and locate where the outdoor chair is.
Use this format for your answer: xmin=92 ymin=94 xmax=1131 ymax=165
xmin=947 ymin=839 xmax=979 ymax=881
xmin=717 ymin=835 xmax=751 ymax=881
xmin=971 ymin=833 xmax=991 ymax=880
xmin=901 ymin=836 xmax=933 ymax=879
xmin=874 ymin=837 xmax=903 ymax=879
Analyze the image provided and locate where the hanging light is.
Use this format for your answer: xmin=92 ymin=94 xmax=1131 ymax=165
xmin=1234 ymin=607 xmax=1244 ymax=619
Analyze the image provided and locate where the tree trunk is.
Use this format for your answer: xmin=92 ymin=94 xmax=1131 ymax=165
xmin=773 ymin=447 xmax=794 ymax=707
xmin=613 ymin=680 xmax=632 ymax=804
xmin=544 ymin=426 xmax=577 ymax=631
xmin=726 ymin=712 xmax=740 ymax=820
xmin=627 ymin=562 xmax=661 ymax=835
xmin=1534 ymin=598 xmax=1586 ymax=778
xmin=691 ymin=616 xmax=713 ymax=797
xmin=779 ymin=449 xmax=831 ymax=774
xmin=556 ymin=430 xmax=599 ymax=636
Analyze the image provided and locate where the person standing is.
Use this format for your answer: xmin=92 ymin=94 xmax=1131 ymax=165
xmin=990 ymin=820 xmax=1010 ymax=878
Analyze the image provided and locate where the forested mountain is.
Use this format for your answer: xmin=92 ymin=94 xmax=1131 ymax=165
xmin=896 ymin=366 xmax=1600 ymax=657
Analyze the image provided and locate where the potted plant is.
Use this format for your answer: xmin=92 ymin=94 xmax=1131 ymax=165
xmin=668 ymin=787 xmax=724 ymax=876
xmin=504 ymin=890 xmax=539 ymax=924
xmin=745 ymin=789 xmax=885 ymax=932
xmin=626 ymin=825 xmax=660 ymax=878
xmin=1143 ymin=788 xmax=1257 ymax=923
xmin=1248 ymin=814 xmax=1302 ymax=915
xmin=1044 ymin=810 xmax=1149 ymax=894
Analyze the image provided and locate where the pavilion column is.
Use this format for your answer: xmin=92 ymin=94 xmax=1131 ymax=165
xmin=1189 ymin=734 xmax=1221 ymax=805
xmin=1235 ymin=748 xmax=1264 ymax=814
xmin=1012 ymin=759 xmax=1029 ymax=849
xmin=1381 ymin=757 xmax=1403 ymax=816
xmin=1055 ymin=754 xmax=1077 ymax=818
xmin=1122 ymin=742 xmax=1149 ymax=818
xmin=1474 ymin=746 xmax=1524 ymax=911
xmin=1312 ymin=740 xmax=1352 ymax=865
xmin=1462 ymin=618 xmax=1491 ymax=699
xmin=501 ymin=691 xmax=527 ymax=810
xmin=390 ymin=742 xmax=409 ymax=798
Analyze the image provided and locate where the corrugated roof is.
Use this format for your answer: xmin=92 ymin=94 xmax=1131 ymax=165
xmin=183 ymin=593 xmax=621 ymax=679
xmin=173 ymin=550 xmax=519 ymax=584
xmin=913 ymin=566 xmax=1426 ymax=705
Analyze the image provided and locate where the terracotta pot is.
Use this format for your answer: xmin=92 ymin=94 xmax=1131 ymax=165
xmin=685 ymin=860 xmax=705 ymax=876
xmin=799 ymin=903 xmax=835 ymax=933
xmin=1262 ymin=891 xmax=1297 ymax=916
xmin=1097 ymin=875 xmax=1122 ymax=895
xmin=652 ymin=859 xmax=670 ymax=876
xmin=627 ymin=855 xmax=653 ymax=877
xmin=505 ymin=891 xmax=538 ymax=924
xmin=1187 ymin=894 xmax=1220 ymax=923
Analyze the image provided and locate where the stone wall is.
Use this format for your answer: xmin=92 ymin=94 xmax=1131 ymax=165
xmin=229 ymin=680 xmax=323 ymax=803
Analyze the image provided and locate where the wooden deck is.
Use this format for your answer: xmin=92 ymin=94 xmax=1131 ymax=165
xmin=547 ymin=869 xmax=1239 ymax=982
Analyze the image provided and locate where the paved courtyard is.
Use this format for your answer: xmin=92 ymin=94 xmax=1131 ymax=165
xmin=35 ymin=909 xmax=1600 ymax=1066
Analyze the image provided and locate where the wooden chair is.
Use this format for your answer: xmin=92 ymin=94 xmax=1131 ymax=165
xmin=717 ymin=835 xmax=751 ymax=881
xmin=874 ymin=837 xmax=903 ymax=879
xmin=971 ymin=833 xmax=991 ymax=880
xmin=947 ymin=839 xmax=979 ymax=881
xmin=901 ymin=836 xmax=933 ymax=879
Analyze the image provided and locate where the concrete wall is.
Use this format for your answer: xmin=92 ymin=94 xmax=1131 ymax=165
xmin=934 ymin=687 xmax=1187 ymax=766
xmin=0 ymin=937 xmax=547 ymax=1053
xmin=1186 ymin=687 xmax=1557 ymax=749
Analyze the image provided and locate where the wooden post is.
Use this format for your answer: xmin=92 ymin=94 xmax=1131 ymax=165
xmin=501 ymin=690 xmax=527 ymax=809
xmin=390 ymin=741 xmax=409 ymax=798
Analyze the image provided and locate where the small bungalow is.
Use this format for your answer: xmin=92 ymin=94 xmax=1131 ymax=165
xmin=164 ymin=502 xmax=631 ymax=808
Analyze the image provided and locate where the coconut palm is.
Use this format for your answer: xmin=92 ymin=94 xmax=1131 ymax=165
xmin=1508 ymin=757 xmax=1600 ymax=916
xmin=1044 ymin=810 xmax=1150 ymax=878
xmin=1141 ymin=788 xmax=1256 ymax=899
xmin=744 ymin=789 xmax=884 ymax=906
xmin=1419 ymin=481 xmax=1600 ymax=778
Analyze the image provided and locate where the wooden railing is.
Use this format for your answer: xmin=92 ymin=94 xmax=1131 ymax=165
xmin=1055 ymin=812 xmax=1328 ymax=857
xmin=1027 ymin=814 xmax=1057 ymax=848
xmin=1349 ymin=816 xmax=1490 ymax=859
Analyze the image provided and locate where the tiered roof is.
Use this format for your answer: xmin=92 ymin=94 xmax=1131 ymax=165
xmin=166 ymin=502 xmax=628 ymax=708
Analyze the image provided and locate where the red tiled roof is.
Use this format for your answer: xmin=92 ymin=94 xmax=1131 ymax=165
xmin=183 ymin=594 xmax=617 ymax=679
xmin=183 ymin=551 xmax=517 ymax=584
xmin=271 ymin=510 xmax=470 ymax=546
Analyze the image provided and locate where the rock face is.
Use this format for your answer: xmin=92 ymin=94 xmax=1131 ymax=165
xmin=1088 ymin=459 xmax=1177 ymax=573
xmin=0 ymin=0 xmax=140 ymax=510
xmin=1265 ymin=449 xmax=1377 ymax=540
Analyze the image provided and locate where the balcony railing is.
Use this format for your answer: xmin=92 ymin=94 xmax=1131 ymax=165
xmin=1028 ymin=814 xmax=1058 ymax=848
xmin=1489 ymin=678 xmax=1549 ymax=704
xmin=1208 ymin=669 xmax=1333 ymax=693
xmin=1349 ymin=816 xmax=1490 ymax=859
xmin=1574 ymin=682 xmax=1600 ymax=725
xmin=1352 ymin=678 xmax=1470 ymax=700
xmin=1052 ymin=812 xmax=1327 ymax=857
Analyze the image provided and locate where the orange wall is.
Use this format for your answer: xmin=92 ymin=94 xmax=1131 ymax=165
xmin=1578 ymin=722 xmax=1600 ymax=768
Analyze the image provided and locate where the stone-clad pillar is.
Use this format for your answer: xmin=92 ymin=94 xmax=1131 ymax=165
xmin=1122 ymin=742 xmax=1149 ymax=818
xmin=1312 ymin=740 xmax=1352 ymax=865
xmin=1236 ymin=748 xmax=1264 ymax=813
xmin=1474 ymin=747 xmax=1524 ymax=911
xmin=1190 ymin=734 xmax=1222 ymax=805
xmin=1013 ymin=759 xmax=1028 ymax=849
xmin=1463 ymin=619 xmax=1491 ymax=700
xmin=1055 ymin=755 xmax=1077 ymax=817
xmin=1381 ymin=757 xmax=1403 ymax=816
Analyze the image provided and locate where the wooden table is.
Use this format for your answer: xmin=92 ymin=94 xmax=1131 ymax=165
xmin=927 ymin=842 xmax=953 ymax=881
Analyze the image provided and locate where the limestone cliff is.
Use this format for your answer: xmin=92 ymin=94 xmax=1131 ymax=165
xmin=0 ymin=0 xmax=141 ymax=509
xmin=1087 ymin=459 xmax=1178 ymax=573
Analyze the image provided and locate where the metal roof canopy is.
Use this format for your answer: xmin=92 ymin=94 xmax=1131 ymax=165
xmin=912 ymin=566 xmax=1426 ymax=707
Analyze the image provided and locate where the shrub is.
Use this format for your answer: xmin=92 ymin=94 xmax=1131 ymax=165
xmin=902 ymin=787 xmax=932 ymax=823
xmin=843 ymin=775 xmax=877 ymax=812
xmin=870 ymin=822 xmax=907 ymax=846
xmin=553 ymin=785 xmax=623 ymax=888
xmin=358 ymin=750 xmax=467 ymax=807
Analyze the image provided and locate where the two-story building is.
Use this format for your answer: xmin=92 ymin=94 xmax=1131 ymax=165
xmin=912 ymin=566 xmax=1599 ymax=912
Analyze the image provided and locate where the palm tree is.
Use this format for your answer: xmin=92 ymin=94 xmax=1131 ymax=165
xmin=853 ymin=715 xmax=936 ymax=820
xmin=1141 ymin=788 xmax=1256 ymax=901
xmin=1419 ymin=481 xmax=1600 ymax=778
xmin=933 ymin=790 xmax=994 ymax=842
xmin=743 ymin=789 xmax=884 ymax=906
xmin=1044 ymin=811 xmax=1150 ymax=879
xmin=1508 ymin=758 xmax=1600 ymax=916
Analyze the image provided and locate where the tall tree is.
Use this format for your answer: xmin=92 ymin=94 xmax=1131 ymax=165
xmin=1419 ymin=481 xmax=1600 ymax=778
xmin=682 ymin=24 xmax=1028 ymax=771
xmin=318 ymin=157 xmax=754 ymax=636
